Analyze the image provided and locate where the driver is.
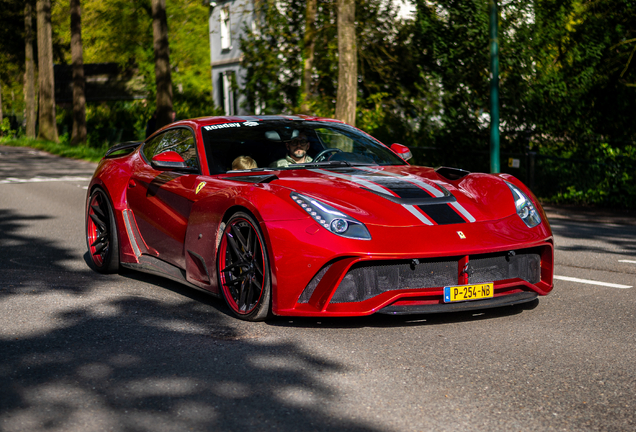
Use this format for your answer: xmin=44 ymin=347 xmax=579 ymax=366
xmin=270 ymin=133 xmax=313 ymax=167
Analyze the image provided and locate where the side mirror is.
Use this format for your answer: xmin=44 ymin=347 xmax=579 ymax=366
xmin=390 ymin=143 xmax=413 ymax=161
xmin=151 ymin=151 xmax=189 ymax=170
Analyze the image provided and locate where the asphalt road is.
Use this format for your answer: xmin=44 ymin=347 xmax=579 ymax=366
xmin=1 ymin=145 xmax=635 ymax=432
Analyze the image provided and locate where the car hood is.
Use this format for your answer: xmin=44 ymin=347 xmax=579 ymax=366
xmin=267 ymin=165 xmax=520 ymax=227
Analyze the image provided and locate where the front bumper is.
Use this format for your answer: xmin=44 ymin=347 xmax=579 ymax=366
xmin=264 ymin=216 xmax=554 ymax=317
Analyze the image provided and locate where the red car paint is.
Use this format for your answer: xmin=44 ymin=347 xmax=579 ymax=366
xmin=86 ymin=115 xmax=553 ymax=319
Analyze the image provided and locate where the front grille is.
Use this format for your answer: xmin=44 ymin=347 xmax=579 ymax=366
xmin=331 ymin=259 xmax=457 ymax=303
xmin=297 ymin=248 xmax=543 ymax=304
xmin=470 ymin=252 xmax=541 ymax=285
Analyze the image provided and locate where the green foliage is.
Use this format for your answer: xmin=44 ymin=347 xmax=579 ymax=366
xmin=1 ymin=0 xmax=635 ymax=207
xmin=240 ymin=0 xmax=305 ymax=113
xmin=240 ymin=0 xmax=438 ymax=147
xmin=57 ymin=101 xmax=151 ymax=147
xmin=0 ymin=52 xmax=28 ymax=122
xmin=50 ymin=0 xmax=215 ymax=144
xmin=0 ymin=0 xmax=29 ymax=78
xmin=0 ymin=118 xmax=13 ymax=136
xmin=536 ymin=143 xmax=636 ymax=208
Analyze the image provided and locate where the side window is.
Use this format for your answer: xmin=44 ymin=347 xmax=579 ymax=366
xmin=142 ymin=128 xmax=199 ymax=171
xmin=143 ymin=133 xmax=164 ymax=162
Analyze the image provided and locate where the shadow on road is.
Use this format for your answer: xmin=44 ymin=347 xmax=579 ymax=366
xmin=0 ymin=208 xmax=384 ymax=431
xmin=0 ymin=294 xmax=385 ymax=431
xmin=0 ymin=208 xmax=103 ymax=295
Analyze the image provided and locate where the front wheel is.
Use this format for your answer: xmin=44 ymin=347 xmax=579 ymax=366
xmin=217 ymin=212 xmax=272 ymax=321
xmin=86 ymin=188 xmax=120 ymax=273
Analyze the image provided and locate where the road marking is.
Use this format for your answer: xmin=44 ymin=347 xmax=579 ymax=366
xmin=554 ymin=275 xmax=632 ymax=289
xmin=618 ymin=260 xmax=636 ymax=264
xmin=0 ymin=176 xmax=91 ymax=184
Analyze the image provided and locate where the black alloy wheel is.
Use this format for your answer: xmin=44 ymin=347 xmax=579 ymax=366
xmin=86 ymin=188 xmax=120 ymax=273
xmin=218 ymin=212 xmax=271 ymax=321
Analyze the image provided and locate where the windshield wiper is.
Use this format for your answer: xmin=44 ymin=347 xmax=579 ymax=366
xmin=295 ymin=160 xmax=352 ymax=168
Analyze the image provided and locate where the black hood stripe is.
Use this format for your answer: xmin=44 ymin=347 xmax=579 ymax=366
xmin=312 ymin=167 xmax=475 ymax=225
xmin=418 ymin=204 xmax=467 ymax=225
xmin=323 ymin=167 xmax=470 ymax=225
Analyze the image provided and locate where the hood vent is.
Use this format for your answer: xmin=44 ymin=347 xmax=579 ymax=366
xmin=362 ymin=187 xmax=456 ymax=206
xmin=436 ymin=166 xmax=470 ymax=180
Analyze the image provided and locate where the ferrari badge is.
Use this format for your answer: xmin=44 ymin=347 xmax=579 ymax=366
xmin=195 ymin=182 xmax=206 ymax=194
xmin=457 ymin=231 xmax=466 ymax=239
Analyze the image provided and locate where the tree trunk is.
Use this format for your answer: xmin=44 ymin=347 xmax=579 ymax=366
xmin=36 ymin=0 xmax=58 ymax=142
xmin=300 ymin=0 xmax=317 ymax=114
xmin=151 ymin=0 xmax=173 ymax=129
xmin=24 ymin=1 xmax=37 ymax=139
xmin=334 ymin=0 xmax=357 ymax=126
xmin=70 ymin=0 xmax=87 ymax=145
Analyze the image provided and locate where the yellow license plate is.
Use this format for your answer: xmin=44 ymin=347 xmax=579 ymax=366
xmin=443 ymin=283 xmax=494 ymax=303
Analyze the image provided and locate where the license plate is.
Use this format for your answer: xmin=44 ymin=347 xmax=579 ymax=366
xmin=443 ymin=283 xmax=494 ymax=303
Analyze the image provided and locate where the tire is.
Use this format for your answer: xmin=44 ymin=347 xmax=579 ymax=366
xmin=86 ymin=188 xmax=120 ymax=273
xmin=217 ymin=212 xmax=272 ymax=321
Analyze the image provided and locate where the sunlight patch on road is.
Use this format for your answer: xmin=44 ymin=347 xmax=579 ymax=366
xmin=554 ymin=275 xmax=632 ymax=289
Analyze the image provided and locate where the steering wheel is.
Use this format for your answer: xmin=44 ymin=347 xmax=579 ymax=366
xmin=313 ymin=148 xmax=342 ymax=162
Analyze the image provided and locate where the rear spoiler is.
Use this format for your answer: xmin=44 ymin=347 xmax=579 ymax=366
xmin=105 ymin=141 xmax=142 ymax=158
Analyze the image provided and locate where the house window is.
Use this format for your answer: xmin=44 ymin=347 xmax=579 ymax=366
xmin=219 ymin=71 xmax=236 ymax=115
xmin=220 ymin=6 xmax=231 ymax=50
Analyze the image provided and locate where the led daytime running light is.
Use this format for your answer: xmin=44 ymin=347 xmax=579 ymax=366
xmin=291 ymin=193 xmax=371 ymax=240
xmin=506 ymin=182 xmax=541 ymax=228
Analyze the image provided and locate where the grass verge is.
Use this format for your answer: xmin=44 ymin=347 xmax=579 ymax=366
xmin=0 ymin=136 xmax=106 ymax=163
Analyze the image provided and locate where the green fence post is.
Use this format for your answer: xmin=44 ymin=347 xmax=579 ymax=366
xmin=489 ymin=0 xmax=500 ymax=173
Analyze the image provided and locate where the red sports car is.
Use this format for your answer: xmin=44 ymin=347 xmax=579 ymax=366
xmin=86 ymin=115 xmax=553 ymax=321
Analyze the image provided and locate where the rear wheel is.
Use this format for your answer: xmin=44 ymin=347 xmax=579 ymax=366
xmin=86 ymin=188 xmax=120 ymax=273
xmin=218 ymin=212 xmax=271 ymax=321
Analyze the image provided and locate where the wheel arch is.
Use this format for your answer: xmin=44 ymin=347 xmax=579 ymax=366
xmin=85 ymin=186 xmax=121 ymax=273
xmin=219 ymin=205 xmax=277 ymax=291
xmin=86 ymin=169 xmax=135 ymax=265
xmin=216 ymin=208 xmax=274 ymax=321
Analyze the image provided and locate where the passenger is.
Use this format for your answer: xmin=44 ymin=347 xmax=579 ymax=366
xmin=270 ymin=132 xmax=313 ymax=167
xmin=232 ymin=156 xmax=258 ymax=170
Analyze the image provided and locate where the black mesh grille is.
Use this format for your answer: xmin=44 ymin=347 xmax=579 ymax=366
xmin=330 ymin=259 xmax=457 ymax=303
xmin=470 ymin=251 xmax=541 ymax=284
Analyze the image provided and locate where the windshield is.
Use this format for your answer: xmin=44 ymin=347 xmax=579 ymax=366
xmin=201 ymin=120 xmax=407 ymax=174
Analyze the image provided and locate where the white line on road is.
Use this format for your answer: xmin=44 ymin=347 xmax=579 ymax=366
xmin=0 ymin=176 xmax=91 ymax=184
xmin=554 ymin=275 xmax=632 ymax=289
xmin=618 ymin=260 xmax=636 ymax=264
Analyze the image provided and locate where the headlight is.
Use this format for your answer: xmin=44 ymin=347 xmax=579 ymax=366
xmin=290 ymin=192 xmax=371 ymax=240
xmin=506 ymin=182 xmax=541 ymax=228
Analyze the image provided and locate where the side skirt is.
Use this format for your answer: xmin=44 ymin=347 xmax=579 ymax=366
xmin=122 ymin=254 xmax=220 ymax=298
